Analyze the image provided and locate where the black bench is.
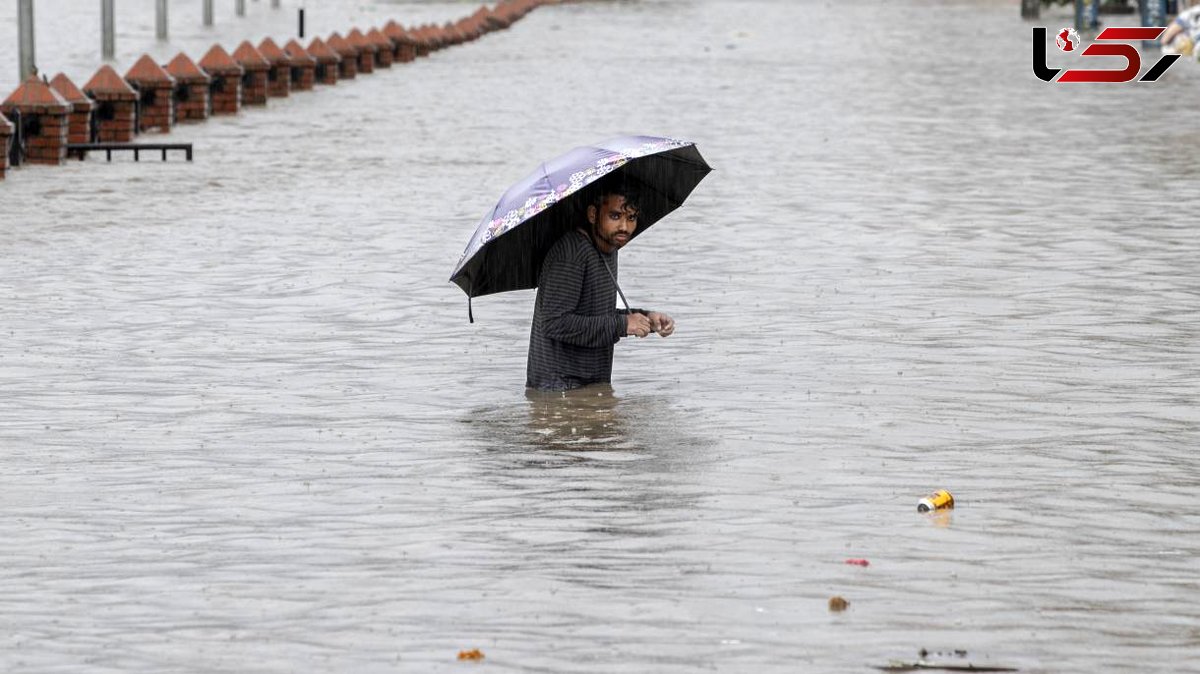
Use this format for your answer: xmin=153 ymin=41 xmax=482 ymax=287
xmin=67 ymin=143 xmax=193 ymax=162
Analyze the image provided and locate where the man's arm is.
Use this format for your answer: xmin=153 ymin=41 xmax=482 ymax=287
xmin=539 ymin=252 xmax=626 ymax=347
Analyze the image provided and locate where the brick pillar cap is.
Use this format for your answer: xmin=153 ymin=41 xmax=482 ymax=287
xmin=327 ymin=33 xmax=359 ymax=58
xmin=199 ymin=44 xmax=246 ymax=76
xmin=84 ymin=64 xmax=139 ymax=99
xmin=232 ymin=41 xmax=272 ymax=71
xmin=283 ymin=40 xmax=319 ymax=65
xmin=257 ymin=38 xmax=291 ymax=67
xmin=366 ymin=28 xmax=394 ymax=51
xmin=384 ymin=21 xmax=416 ymax=44
xmin=126 ymin=54 xmax=176 ymax=86
xmin=49 ymin=73 xmax=96 ymax=111
xmin=166 ymin=53 xmax=213 ymax=84
xmin=347 ymin=29 xmax=378 ymax=52
xmin=306 ymin=38 xmax=342 ymax=63
xmin=3 ymin=73 xmax=72 ymax=114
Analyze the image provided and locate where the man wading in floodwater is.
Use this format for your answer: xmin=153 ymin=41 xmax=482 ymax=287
xmin=449 ymin=136 xmax=710 ymax=388
xmin=526 ymin=184 xmax=675 ymax=391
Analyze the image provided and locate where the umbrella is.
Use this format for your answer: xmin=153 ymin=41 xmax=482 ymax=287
xmin=450 ymin=135 xmax=712 ymax=320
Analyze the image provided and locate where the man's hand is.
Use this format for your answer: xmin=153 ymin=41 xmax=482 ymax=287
xmin=626 ymin=313 xmax=652 ymax=338
xmin=647 ymin=312 xmax=675 ymax=337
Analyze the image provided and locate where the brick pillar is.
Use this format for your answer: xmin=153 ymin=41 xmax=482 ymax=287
xmin=137 ymin=83 xmax=175 ymax=132
xmin=241 ymin=67 xmax=269 ymax=105
xmin=460 ymin=16 xmax=479 ymax=42
xmin=66 ymin=101 xmax=93 ymax=144
xmin=485 ymin=9 xmax=506 ymax=32
xmin=3 ymin=75 xmax=72 ymax=165
xmin=208 ymin=74 xmax=241 ymax=114
xmin=126 ymin=54 xmax=177 ymax=133
xmin=432 ymin=26 xmax=449 ymax=51
xmin=83 ymin=65 xmax=138 ymax=142
xmin=307 ymin=38 xmax=341 ymax=85
xmin=414 ymin=28 xmax=432 ymax=57
xmin=348 ymin=29 xmax=377 ymax=74
xmin=183 ymin=82 xmax=210 ymax=119
xmin=25 ymin=112 xmax=70 ymax=164
xmin=490 ymin=7 xmax=512 ymax=30
xmin=92 ymin=99 xmax=137 ymax=141
xmin=1 ymin=91 xmax=70 ymax=165
xmin=49 ymin=73 xmax=95 ymax=145
xmin=445 ymin=22 xmax=465 ymax=46
xmin=232 ymin=41 xmax=271 ymax=106
xmin=166 ymin=52 xmax=212 ymax=123
xmin=283 ymin=40 xmax=317 ymax=91
xmin=258 ymin=38 xmax=292 ymax=98
xmin=466 ymin=10 xmax=485 ymax=41
xmin=384 ymin=22 xmax=417 ymax=63
xmin=367 ymin=29 xmax=393 ymax=68
xmin=328 ymin=33 xmax=359 ymax=79
xmin=199 ymin=45 xmax=245 ymax=115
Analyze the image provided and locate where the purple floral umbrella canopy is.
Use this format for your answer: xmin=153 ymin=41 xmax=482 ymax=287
xmin=450 ymin=135 xmax=712 ymax=306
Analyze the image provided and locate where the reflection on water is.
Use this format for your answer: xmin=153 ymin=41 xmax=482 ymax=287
xmin=464 ymin=383 xmax=716 ymax=462
xmin=525 ymin=384 xmax=626 ymax=451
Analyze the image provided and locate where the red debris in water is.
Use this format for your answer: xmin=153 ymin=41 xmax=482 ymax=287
xmin=844 ymin=558 xmax=870 ymax=567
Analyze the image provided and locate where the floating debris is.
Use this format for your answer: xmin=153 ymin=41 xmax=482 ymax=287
xmin=874 ymin=663 xmax=1017 ymax=672
xmin=457 ymin=648 xmax=485 ymax=662
xmin=920 ymin=649 xmax=967 ymax=659
xmin=874 ymin=648 xmax=1017 ymax=672
xmin=917 ymin=489 xmax=955 ymax=513
xmin=845 ymin=558 xmax=870 ymax=567
xmin=828 ymin=595 xmax=849 ymax=612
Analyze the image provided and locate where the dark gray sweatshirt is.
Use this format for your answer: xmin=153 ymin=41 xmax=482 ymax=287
xmin=526 ymin=229 xmax=642 ymax=391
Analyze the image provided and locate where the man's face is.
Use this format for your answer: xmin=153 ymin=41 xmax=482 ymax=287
xmin=587 ymin=195 xmax=639 ymax=253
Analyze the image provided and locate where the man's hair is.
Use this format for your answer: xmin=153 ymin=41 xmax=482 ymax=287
xmin=588 ymin=177 xmax=641 ymax=215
